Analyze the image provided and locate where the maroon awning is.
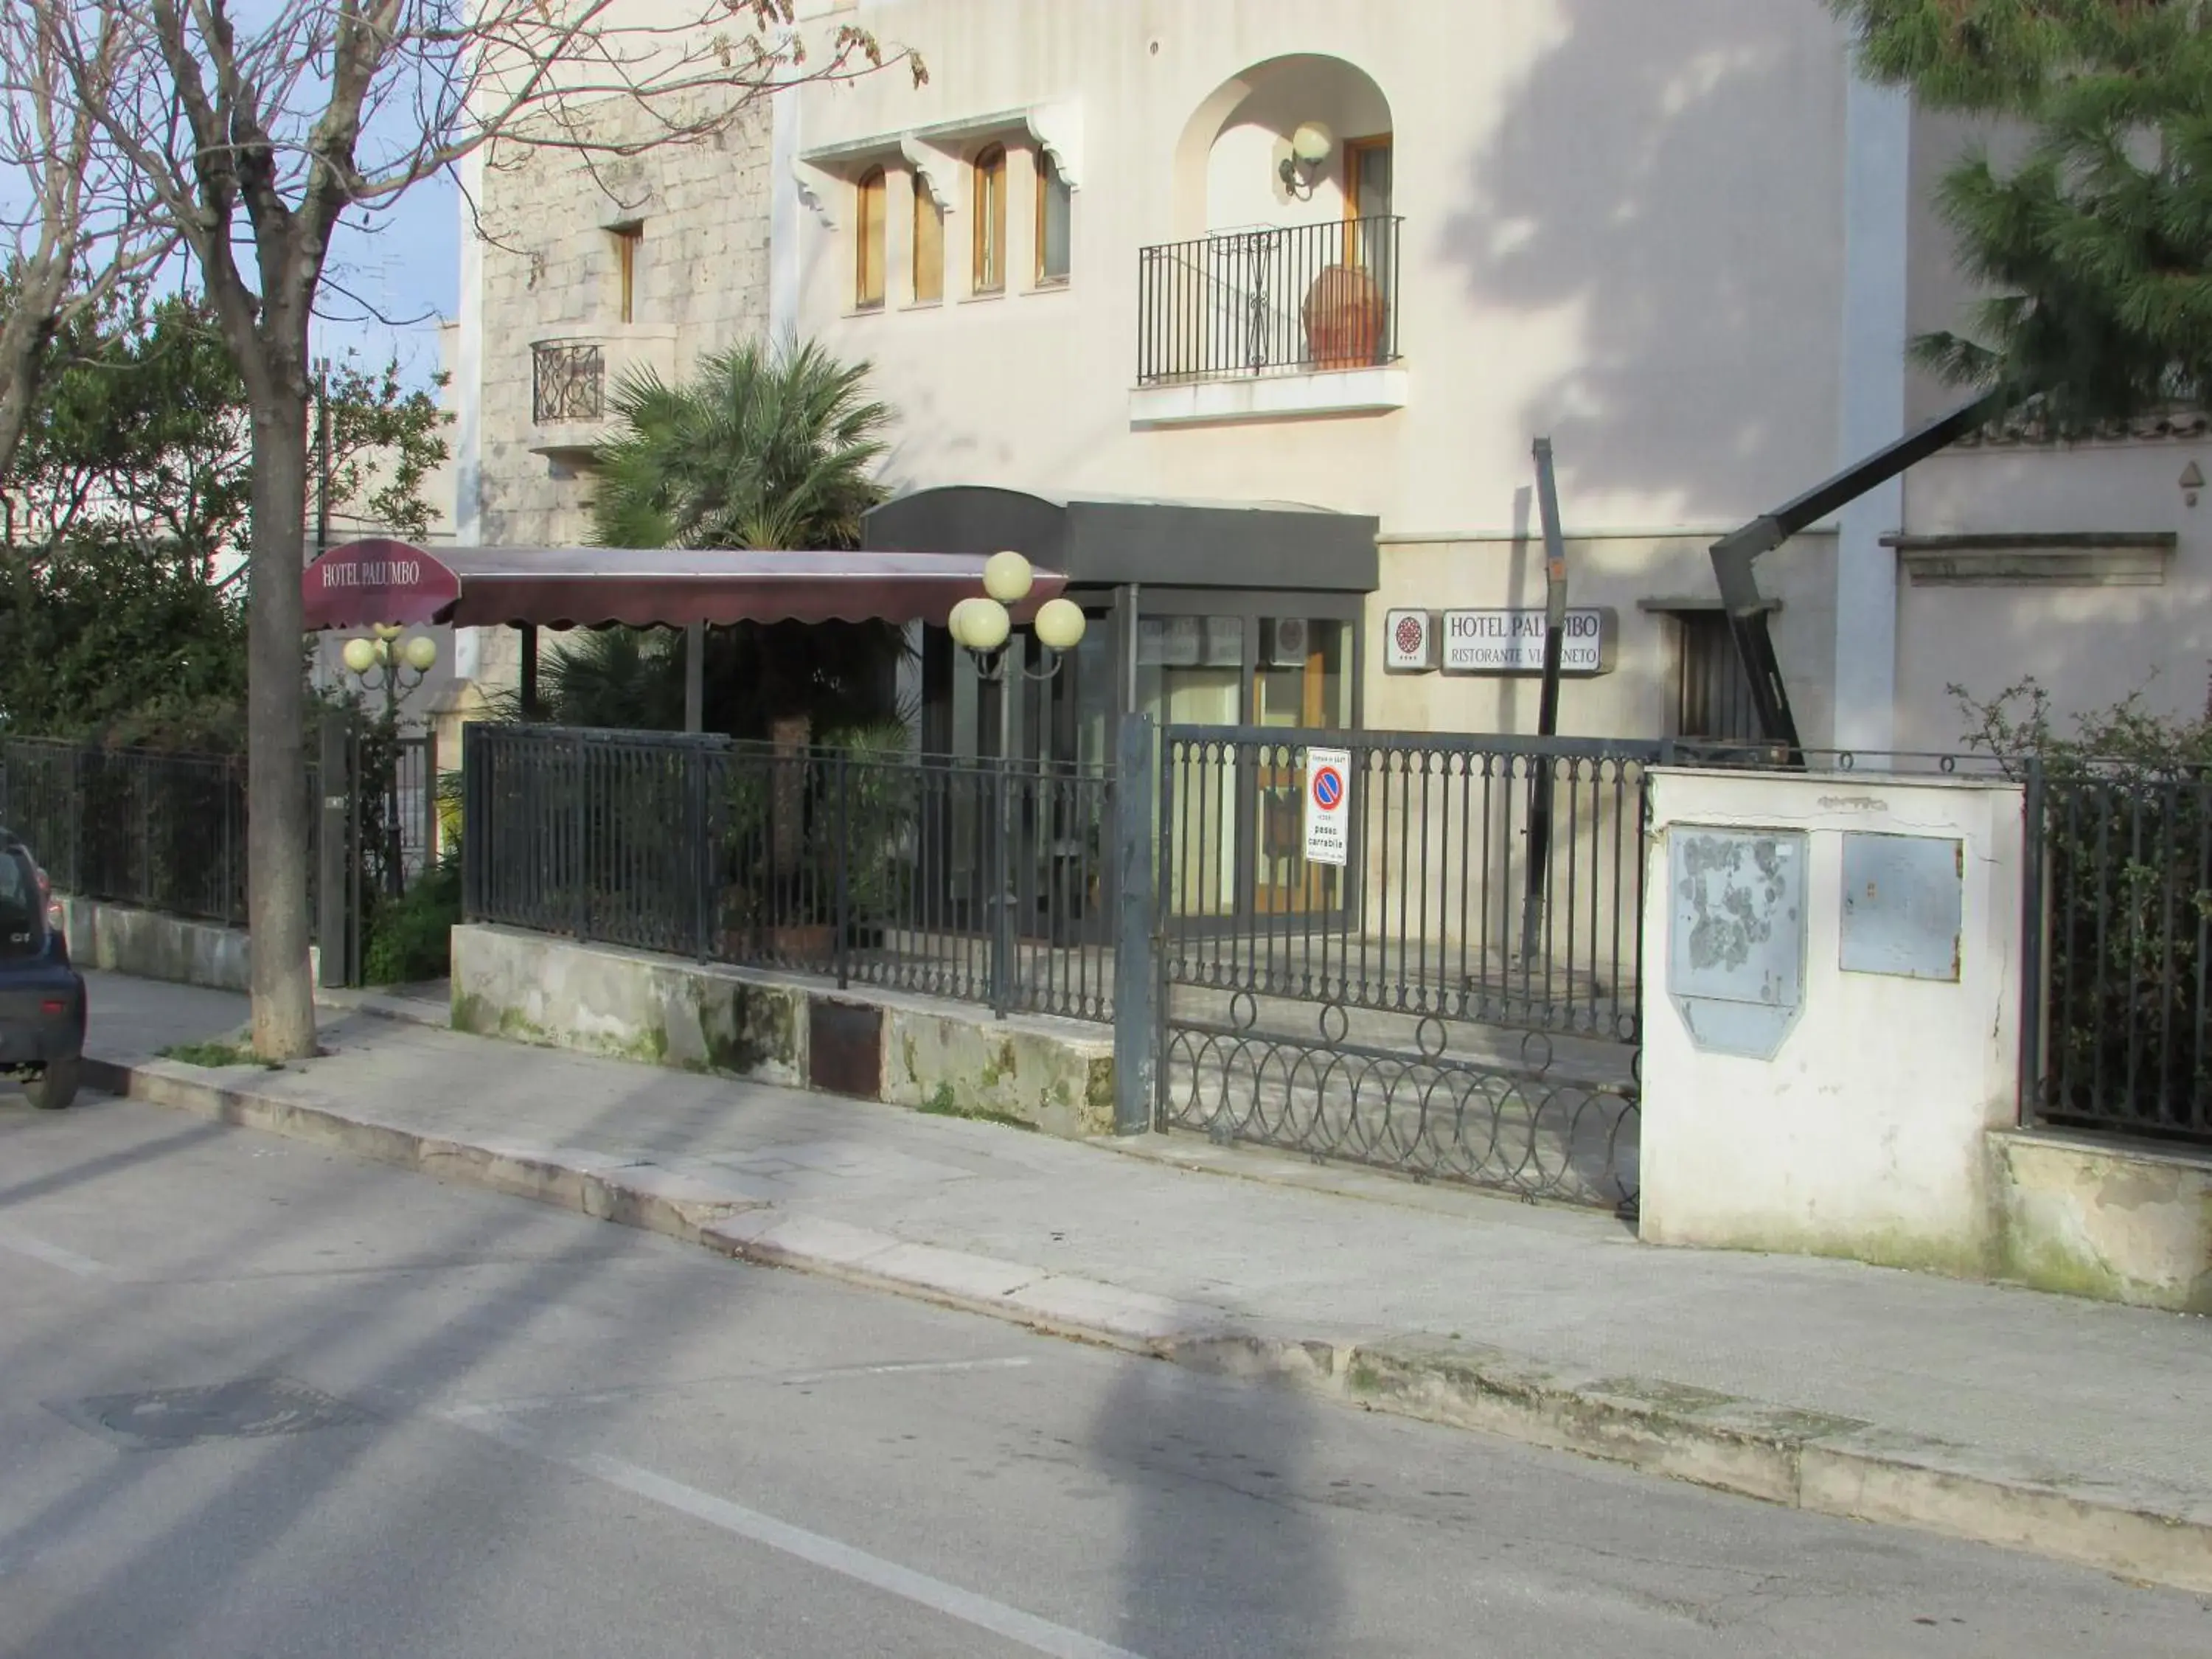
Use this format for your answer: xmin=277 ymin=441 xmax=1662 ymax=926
xmin=302 ymin=539 xmax=1069 ymax=631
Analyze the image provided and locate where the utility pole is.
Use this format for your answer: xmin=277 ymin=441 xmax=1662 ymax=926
xmin=1520 ymin=437 xmax=1570 ymax=961
xmin=313 ymin=361 xmax=333 ymax=696
xmin=314 ymin=361 xmax=332 ymax=562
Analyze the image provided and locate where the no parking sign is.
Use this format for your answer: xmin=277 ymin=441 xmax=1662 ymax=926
xmin=1304 ymin=746 xmax=1351 ymax=868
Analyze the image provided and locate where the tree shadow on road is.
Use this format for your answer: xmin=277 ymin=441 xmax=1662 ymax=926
xmin=1096 ymin=1352 xmax=1343 ymax=1658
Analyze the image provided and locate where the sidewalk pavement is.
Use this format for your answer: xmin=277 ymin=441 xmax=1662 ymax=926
xmin=56 ymin=968 xmax=2212 ymax=1592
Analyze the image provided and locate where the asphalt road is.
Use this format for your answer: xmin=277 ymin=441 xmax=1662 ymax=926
xmin=3 ymin=1085 xmax=2207 ymax=1658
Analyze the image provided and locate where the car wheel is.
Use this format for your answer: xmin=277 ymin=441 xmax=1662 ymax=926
xmin=25 ymin=1057 xmax=79 ymax=1110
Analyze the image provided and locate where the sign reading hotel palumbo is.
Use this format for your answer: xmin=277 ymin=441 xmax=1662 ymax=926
xmin=302 ymin=538 xmax=462 ymax=630
xmin=1383 ymin=607 xmax=1615 ymax=676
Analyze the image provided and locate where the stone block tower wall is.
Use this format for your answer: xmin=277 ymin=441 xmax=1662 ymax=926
xmin=468 ymin=93 xmax=777 ymax=701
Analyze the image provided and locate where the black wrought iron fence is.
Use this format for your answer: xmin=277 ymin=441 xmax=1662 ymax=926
xmin=1158 ymin=729 xmax=1660 ymax=1043
xmin=353 ymin=728 xmax=440 ymax=898
xmin=463 ymin=724 xmax=1116 ymax=1021
xmin=0 ymin=736 xmax=324 ymax=929
xmin=2025 ymin=759 xmax=2212 ymax=1147
xmin=1136 ymin=215 xmax=1402 ymax=386
xmin=1152 ymin=728 xmax=1659 ymax=1215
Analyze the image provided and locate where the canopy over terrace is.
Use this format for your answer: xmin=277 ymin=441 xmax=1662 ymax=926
xmin=302 ymin=538 xmax=1067 ymax=729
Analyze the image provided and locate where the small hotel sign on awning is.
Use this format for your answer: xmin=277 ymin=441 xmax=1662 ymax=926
xmin=304 ymin=538 xmax=462 ymax=629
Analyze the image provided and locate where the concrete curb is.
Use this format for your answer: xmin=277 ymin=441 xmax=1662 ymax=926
xmin=81 ymin=1054 xmax=2212 ymax=1593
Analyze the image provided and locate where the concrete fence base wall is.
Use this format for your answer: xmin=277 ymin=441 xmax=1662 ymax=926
xmin=1638 ymin=768 xmax=2212 ymax=1315
xmin=56 ymin=895 xmax=320 ymax=994
xmin=449 ymin=924 xmax=1117 ymax=1138
xmin=1990 ymin=1130 xmax=2212 ymax=1314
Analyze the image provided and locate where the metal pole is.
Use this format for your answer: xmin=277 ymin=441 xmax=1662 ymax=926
xmin=2019 ymin=757 xmax=2047 ymax=1126
xmin=571 ymin=731 xmax=588 ymax=941
xmin=461 ymin=721 xmax=484 ymax=923
xmin=1522 ymin=436 xmax=1569 ymax=961
xmin=688 ymin=743 xmax=710 ymax=963
xmin=1111 ymin=712 xmax=1157 ymax=1135
xmin=315 ymin=362 xmax=331 ymax=562
xmin=313 ymin=713 xmax=353 ymax=989
xmin=347 ymin=720 xmax=365 ymax=987
xmin=423 ymin=727 xmax=439 ymax=872
xmin=313 ymin=364 xmax=331 ymax=706
xmin=1152 ymin=726 xmax=1178 ymax=1133
xmin=990 ymin=663 xmax=1012 ymax=1017
xmin=684 ymin=621 xmax=706 ymax=734
xmin=833 ymin=745 xmax=850 ymax=990
xmin=520 ymin=625 xmax=540 ymax=720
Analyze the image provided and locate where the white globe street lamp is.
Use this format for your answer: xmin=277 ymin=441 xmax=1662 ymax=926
xmin=336 ymin=623 xmax=439 ymax=720
xmin=981 ymin=549 xmax=1034 ymax=604
xmin=1034 ymin=597 xmax=1086 ymax=653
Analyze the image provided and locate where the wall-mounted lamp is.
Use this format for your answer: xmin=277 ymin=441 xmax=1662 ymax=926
xmin=1277 ymin=122 xmax=1335 ymax=201
xmin=2182 ymin=460 xmax=2204 ymax=508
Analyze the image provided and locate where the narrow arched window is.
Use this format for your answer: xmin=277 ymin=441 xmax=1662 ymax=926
xmin=855 ymin=167 xmax=887 ymax=310
xmin=913 ymin=178 xmax=944 ymax=303
xmin=1036 ymin=150 xmax=1071 ymax=285
xmin=973 ymin=145 xmax=1006 ymax=293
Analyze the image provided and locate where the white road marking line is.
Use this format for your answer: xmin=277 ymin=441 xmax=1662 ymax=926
xmin=445 ymin=1380 xmax=729 ymax=1420
xmin=446 ymin=1357 xmax=1037 ymax=1421
xmin=0 ymin=1231 xmax=106 ymax=1278
xmin=446 ymin=1411 xmax=1145 ymax=1659
xmin=780 ymin=1357 xmax=1035 ymax=1385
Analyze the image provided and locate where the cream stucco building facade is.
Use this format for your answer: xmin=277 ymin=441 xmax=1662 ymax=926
xmin=450 ymin=0 xmax=2211 ymax=762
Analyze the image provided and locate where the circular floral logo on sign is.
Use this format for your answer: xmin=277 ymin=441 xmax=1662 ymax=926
xmin=1394 ymin=614 xmax=1425 ymax=656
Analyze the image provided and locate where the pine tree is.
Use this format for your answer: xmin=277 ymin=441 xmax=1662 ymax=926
xmin=1835 ymin=1 xmax=2212 ymax=430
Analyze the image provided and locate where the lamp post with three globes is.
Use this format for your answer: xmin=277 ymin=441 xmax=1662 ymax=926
xmin=945 ymin=552 xmax=1087 ymax=1013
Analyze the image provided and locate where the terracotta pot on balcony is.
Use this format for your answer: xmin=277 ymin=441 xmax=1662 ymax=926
xmin=1302 ymin=263 xmax=1386 ymax=372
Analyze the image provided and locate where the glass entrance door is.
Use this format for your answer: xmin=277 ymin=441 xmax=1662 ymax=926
xmin=1253 ymin=618 xmax=1349 ymax=916
xmin=1138 ymin=616 xmax=1244 ymax=919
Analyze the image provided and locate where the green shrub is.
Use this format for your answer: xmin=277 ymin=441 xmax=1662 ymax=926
xmin=361 ymin=855 xmax=462 ymax=985
xmin=1963 ymin=679 xmax=2212 ymax=1133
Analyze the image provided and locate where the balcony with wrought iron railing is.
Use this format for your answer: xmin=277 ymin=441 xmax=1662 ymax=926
xmin=526 ymin=325 xmax=677 ymax=459
xmin=532 ymin=340 xmax=605 ymax=425
xmin=1131 ymin=215 xmax=1407 ymax=428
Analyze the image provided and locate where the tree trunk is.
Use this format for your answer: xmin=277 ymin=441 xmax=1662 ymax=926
xmin=246 ymin=378 xmax=317 ymax=1060
xmin=0 ymin=262 xmax=65 ymax=486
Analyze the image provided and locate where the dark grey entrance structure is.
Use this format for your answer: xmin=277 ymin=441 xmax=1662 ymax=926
xmin=865 ymin=488 xmax=1380 ymax=771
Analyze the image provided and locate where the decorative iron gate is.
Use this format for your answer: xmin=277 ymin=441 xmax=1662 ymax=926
xmin=316 ymin=714 xmax=443 ymax=987
xmin=1153 ymin=726 xmax=1660 ymax=1214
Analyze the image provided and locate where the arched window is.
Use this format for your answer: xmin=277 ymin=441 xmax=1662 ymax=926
xmin=1035 ymin=150 xmax=1071 ymax=285
xmin=972 ymin=144 xmax=1006 ymax=293
xmin=855 ymin=167 xmax=887 ymax=310
xmin=912 ymin=177 xmax=944 ymax=303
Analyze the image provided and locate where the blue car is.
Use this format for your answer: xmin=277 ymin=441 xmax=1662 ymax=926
xmin=0 ymin=829 xmax=86 ymax=1110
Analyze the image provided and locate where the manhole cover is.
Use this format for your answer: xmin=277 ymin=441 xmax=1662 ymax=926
xmin=48 ymin=1378 xmax=374 ymax=1450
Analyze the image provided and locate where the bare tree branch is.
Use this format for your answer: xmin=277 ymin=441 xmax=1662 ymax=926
xmin=29 ymin=0 xmax=922 ymax=1060
xmin=0 ymin=4 xmax=180 ymax=483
